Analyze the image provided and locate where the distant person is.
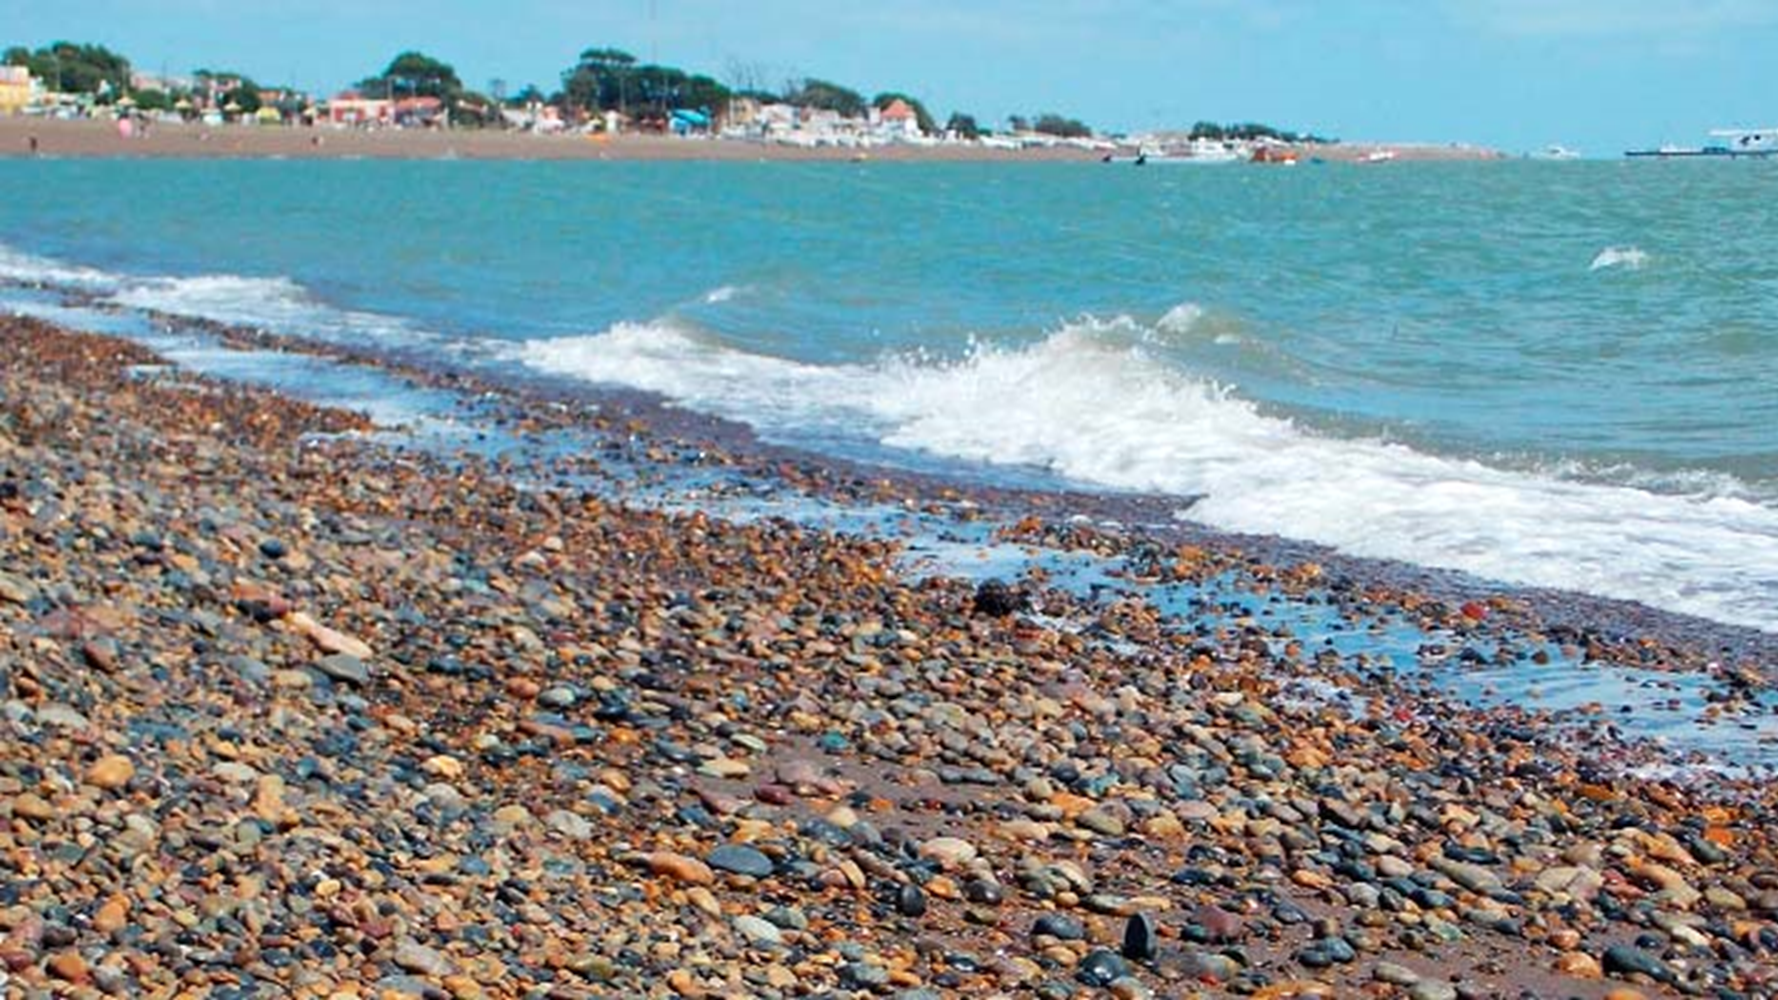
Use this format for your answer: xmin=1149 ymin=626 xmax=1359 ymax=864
xmin=27 ymin=134 xmax=38 ymax=156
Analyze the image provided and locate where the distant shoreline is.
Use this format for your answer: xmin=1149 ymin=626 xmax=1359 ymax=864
xmin=0 ymin=117 xmax=1096 ymax=162
xmin=0 ymin=116 xmax=1502 ymax=163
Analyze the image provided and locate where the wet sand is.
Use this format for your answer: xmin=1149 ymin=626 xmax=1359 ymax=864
xmin=0 ymin=311 xmax=1773 ymax=999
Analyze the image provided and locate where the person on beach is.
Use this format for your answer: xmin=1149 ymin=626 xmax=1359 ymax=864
xmin=26 ymin=134 xmax=37 ymax=156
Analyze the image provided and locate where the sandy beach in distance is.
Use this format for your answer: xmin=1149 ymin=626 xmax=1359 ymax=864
xmin=0 ymin=116 xmax=1098 ymax=162
xmin=0 ymin=116 xmax=1499 ymax=162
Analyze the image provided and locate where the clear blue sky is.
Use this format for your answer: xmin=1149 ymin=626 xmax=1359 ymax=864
xmin=6 ymin=0 xmax=1776 ymax=154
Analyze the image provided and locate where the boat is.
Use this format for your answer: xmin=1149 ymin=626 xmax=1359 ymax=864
xmin=1711 ymin=127 xmax=1778 ymax=155
xmin=1533 ymin=145 xmax=1581 ymax=160
xmin=1361 ymin=149 xmax=1398 ymax=164
xmin=1250 ymin=145 xmax=1299 ymax=165
xmin=1626 ymin=128 xmax=1778 ymax=159
xmin=1105 ymin=139 xmax=1244 ymax=166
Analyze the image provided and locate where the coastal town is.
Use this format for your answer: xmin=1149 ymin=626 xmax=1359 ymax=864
xmin=1 ymin=41 xmax=1498 ymax=162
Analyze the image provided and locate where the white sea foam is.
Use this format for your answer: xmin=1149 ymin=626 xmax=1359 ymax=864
xmin=701 ymin=284 xmax=745 ymax=304
xmin=520 ymin=316 xmax=1778 ymax=631
xmin=1590 ymin=246 xmax=1649 ymax=271
xmin=1156 ymin=301 xmax=1207 ymax=334
xmin=0 ymin=244 xmax=118 ymax=289
xmin=108 ymin=274 xmax=428 ymax=346
xmin=0 ymin=242 xmax=431 ymax=347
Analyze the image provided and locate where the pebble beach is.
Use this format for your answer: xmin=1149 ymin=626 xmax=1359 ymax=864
xmin=2 ymin=312 xmax=1776 ymax=1000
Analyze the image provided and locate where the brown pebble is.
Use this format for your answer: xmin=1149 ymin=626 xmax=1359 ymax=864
xmin=645 ymin=852 xmax=714 ymax=885
xmin=47 ymin=951 xmax=89 ymax=983
xmin=86 ymin=754 xmax=135 ymax=790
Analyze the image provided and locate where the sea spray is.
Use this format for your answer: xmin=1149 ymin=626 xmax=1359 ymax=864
xmin=520 ymin=315 xmax=1778 ymax=631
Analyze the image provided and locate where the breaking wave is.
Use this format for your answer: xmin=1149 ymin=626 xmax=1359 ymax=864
xmin=519 ymin=315 xmax=1778 ymax=631
xmin=1590 ymin=246 xmax=1649 ymax=271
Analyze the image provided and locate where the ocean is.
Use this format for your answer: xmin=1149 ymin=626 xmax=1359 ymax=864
xmin=3 ymin=157 xmax=1776 ymax=634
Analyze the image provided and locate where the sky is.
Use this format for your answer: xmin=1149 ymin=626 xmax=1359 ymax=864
xmin=5 ymin=0 xmax=1777 ymax=155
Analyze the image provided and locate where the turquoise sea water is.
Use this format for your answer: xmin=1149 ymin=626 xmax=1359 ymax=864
xmin=3 ymin=158 xmax=1776 ymax=631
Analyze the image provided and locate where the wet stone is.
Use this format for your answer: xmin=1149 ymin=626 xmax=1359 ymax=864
xmin=1077 ymin=949 xmax=1130 ymax=987
xmin=1034 ymin=914 xmax=1086 ymax=941
xmin=897 ymin=883 xmax=928 ymax=917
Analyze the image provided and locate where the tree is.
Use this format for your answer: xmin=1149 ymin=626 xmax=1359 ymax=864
xmin=10 ymin=41 xmax=130 ymax=94
xmin=222 ymin=81 xmax=262 ymax=114
xmin=510 ymin=84 xmax=547 ymax=107
xmin=563 ymin=47 xmax=637 ymax=112
xmin=359 ymin=51 xmax=463 ymax=100
xmin=872 ymin=92 xmax=935 ymax=134
xmin=1007 ymin=114 xmax=1030 ymax=133
xmin=451 ymin=91 xmax=501 ymax=126
xmin=562 ymin=49 xmax=729 ymax=117
xmin=1032 ymin=113 xmax=1092 ymax=139
xmin=945 ymin=112 xmax=981 ymax=140
xmin=784 ymin=78 xmax=865 ymax=118
xmin=130 ymin=88 xmax=172 ymax=112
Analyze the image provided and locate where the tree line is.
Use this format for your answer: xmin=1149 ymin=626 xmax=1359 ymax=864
xmin=12 ymin=38 xmax=1288 ymax=140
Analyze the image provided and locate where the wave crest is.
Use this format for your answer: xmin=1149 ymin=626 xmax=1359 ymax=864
xmin=519 ymin=315 xmax=1778 ymax=630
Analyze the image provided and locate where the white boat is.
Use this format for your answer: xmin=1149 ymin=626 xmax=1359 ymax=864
xmin=1534 ymin=145 xmax=1581 ymax=160
xmin=1708 ymin=127 xmax=1778 ymax=156
xmin=1107 ymin=139 xmax=1244 ymax=166
xmin=1627 ymin=128 xmax=1778 ymax=158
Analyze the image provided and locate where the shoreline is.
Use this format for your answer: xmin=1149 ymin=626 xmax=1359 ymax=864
xmin=0 ymin=116 xmax=1502 ymax=163
xmin=0 ymin=311 xmax=1773 ymax=997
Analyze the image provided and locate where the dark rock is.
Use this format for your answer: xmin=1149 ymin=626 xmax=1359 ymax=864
xmin=1602 ymin=943 xmax=1676 ymax=984
xmin=1075 ymin=949 xmax=1128 ymax=987
xmin=897 ymin=883 xmax=927 ymax=918
xmin=1122 ymin=912 xmax=1158 ymax=961
xmin=972 ymin=578 xmax=1027 ymax=617
xmin=1033 ymin=913 xmax=1085 ymax=941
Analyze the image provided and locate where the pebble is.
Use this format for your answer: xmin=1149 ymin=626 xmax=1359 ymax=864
xmin=0 ymin=319 xmax=1773 ymax=1000
xmin=85 ymin=754 xmax=135 ymax=789
xmin=897 ymin=884 xmax=928 ymax=917
xmin=645 ymin=852 xmax=715 ymax=885
xmin=1122 ymin=913 xmax=1158 ymax=961
xmin=393 ymin=939 xmax=454 ymax=977
xmin=1033 ymin=914 xmax=1086 ymax=941
xmin=918 ymin=836 xmax=979 ymax=867
xmin=314 ymin=652 xmax=371 ymax=685
xmin=1374 ymin=961 xmax=1421 ymax=985
xmin=732 ymin=914 xmax=783 ymax=947
xmin=1077 ymin=949 xmax=1130 ymax=987
xmin=1602 ymin=944 xmax=1675 ymax=984
xmin=545 ymin=809 xmax=595 ymax=840
xmin=706 ymin=843 xmax=774 ymax=878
